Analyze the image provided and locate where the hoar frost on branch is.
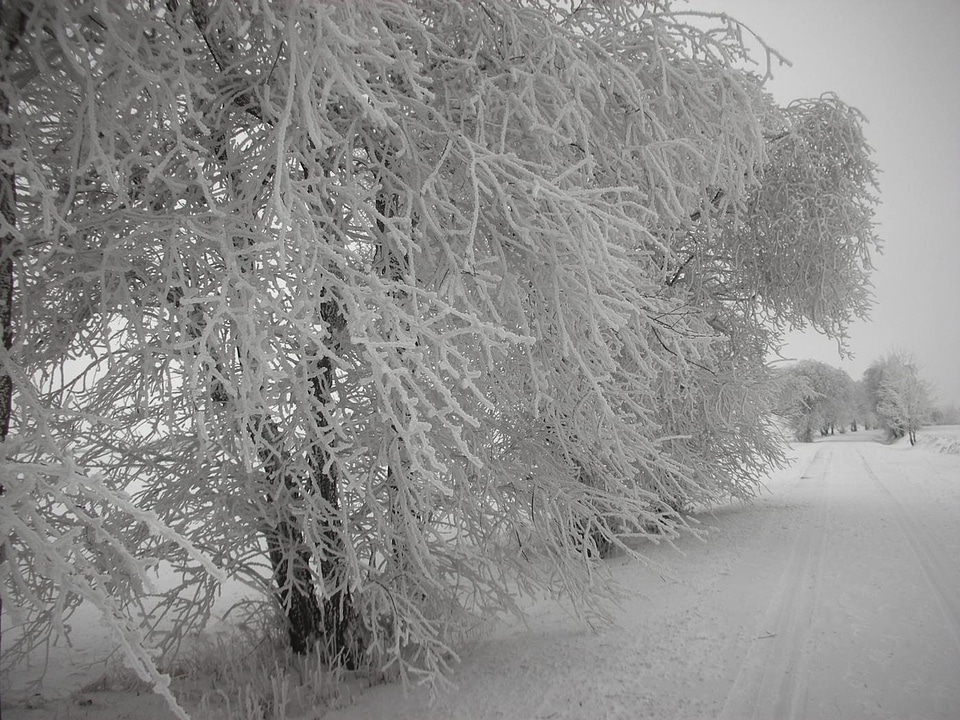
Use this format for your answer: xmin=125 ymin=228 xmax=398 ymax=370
xmin=0 ymin=0 xmax=880 ymax=712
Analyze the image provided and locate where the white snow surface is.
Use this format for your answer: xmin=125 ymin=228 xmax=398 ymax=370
xmin=4 ymin=426 xmax=960 ymax=720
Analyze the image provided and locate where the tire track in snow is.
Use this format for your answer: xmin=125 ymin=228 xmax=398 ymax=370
xmin=857 ymin=449 xmax=960 ymax=656
xmin=719 ymin=446 xmax=833 ymax=720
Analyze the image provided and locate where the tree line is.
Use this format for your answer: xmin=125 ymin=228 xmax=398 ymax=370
xmin=776 ymin=352 xmax=936 ymax=445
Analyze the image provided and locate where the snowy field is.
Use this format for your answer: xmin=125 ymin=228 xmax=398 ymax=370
xmin=4 ymin=426 xmax=960 ymax=720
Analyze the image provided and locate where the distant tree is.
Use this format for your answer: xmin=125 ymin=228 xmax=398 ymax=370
xmin=865 ymin=353 xmax=931 ymax=444
xmin=777 ymin=360 xmax=856 ymax=442
xmin=930 ymin=403 xmax=960 ymax=426
xmin=849 ymin=379 xmax=875 ymax=431
xmin=0 ymin=1 xmax=880 ymax=712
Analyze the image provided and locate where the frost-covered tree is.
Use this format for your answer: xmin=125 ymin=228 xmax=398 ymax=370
xmin=0 ymin=0 xmax=880 ymax=713
xmin=849 ymin=378 xmax=874 ymax=431
xmin=776 ymin=360 xmax=856 ymax=442
xmin=865 ymin=352 xmax=930 ymax=444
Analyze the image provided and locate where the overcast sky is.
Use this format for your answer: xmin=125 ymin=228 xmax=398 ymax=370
xmin=692 ymin=0 xmax=960 ymax=406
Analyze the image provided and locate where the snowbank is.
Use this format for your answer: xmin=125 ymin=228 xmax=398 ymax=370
xmin=914 ymin=425 xmax=960 ymax=455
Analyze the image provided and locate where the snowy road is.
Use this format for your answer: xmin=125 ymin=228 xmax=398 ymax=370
xmin=326 ymin=436 xmax=960 ymax=720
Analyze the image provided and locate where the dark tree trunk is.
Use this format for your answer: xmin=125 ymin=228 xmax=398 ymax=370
xmin=1 ymin=0 xmax=25 ymax=477
xmin=304 ymin=297 xmax=360 ymax=667
xmin=265 ymin=515 xmax=325 ymax=655
xmin=0 ymin=44 xmax=14 ymax=450
xmin=187 ymin=0 xmax=361 ymax=662
xmin=170 ymin=267 xmax=333 ymax=658
xmin=250 ymin=415 xmax=325 ymax=655
xmin=249 ymin=317 xmax=359 ymax=664
xmin=0 ymin=7 xmax=26 ymax=690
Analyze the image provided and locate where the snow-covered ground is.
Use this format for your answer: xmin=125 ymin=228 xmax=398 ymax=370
xmin=4 ymin=426 xmax=960 ymax=720
xmin=913 ymin=425 xmax=960 ymax=456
